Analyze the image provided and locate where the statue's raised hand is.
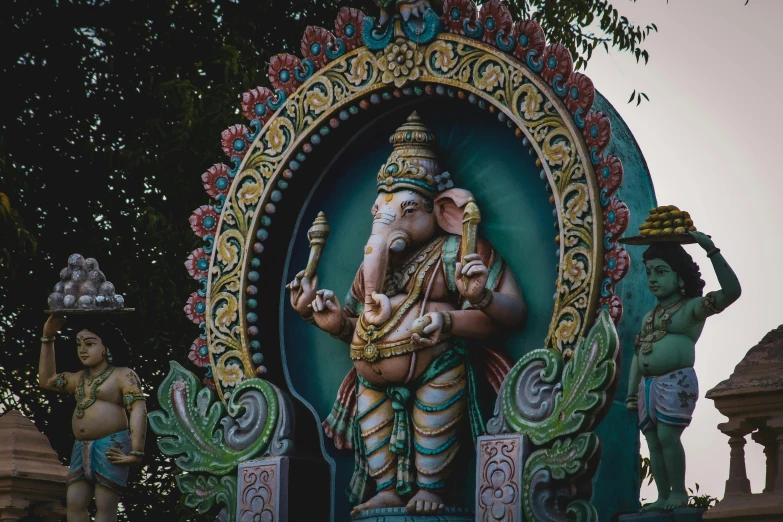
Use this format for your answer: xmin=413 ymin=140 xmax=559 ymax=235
xmin=689 ymin=231 xmax=715 ymax=251
xmin=286 ymin=270 xmax=318 ymax=319
xmin=455 ymin=253 xmax=489 ymax=304
xmin=43 ymin=314 xmax=66 ymax=338
xmin=309 ymin=289 xmax=344 ymax=335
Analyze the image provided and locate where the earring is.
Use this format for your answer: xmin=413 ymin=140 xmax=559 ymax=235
xmin=680 ymin=287 xmax=686 ymax=296
xmin=107 ymin=349 xmax=113 ymax=363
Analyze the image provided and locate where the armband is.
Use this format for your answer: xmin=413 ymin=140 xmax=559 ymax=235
xmin=469 ymin=288 xmax=493 ymax=310
xmin=439 ymin=311 xmax=453 ymax=334
xmin=123 ymin=392 xmax=146 ymax=411
xmin=330 ymin=317 xmax=354 ymax=342
xmin=52 ymin=373 xmax=67 ymax=392
xmin=701 ymin=294 xmax=723 ymax=315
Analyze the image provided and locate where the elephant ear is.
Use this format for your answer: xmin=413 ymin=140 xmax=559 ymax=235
xmin=434 ymin=188 xmax=474 ymax=235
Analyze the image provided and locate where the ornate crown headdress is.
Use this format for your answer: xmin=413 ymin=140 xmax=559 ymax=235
xmin=377 ymin=111 xmax=453 ymax=199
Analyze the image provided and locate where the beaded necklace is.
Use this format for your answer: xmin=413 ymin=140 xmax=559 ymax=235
xmin=635 ymin=298 xmax=687 ymax=356
xmin=75 ymin=364 xmax=115 ymax=418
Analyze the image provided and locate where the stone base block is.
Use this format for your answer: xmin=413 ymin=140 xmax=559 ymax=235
xmin=236 ymin=456 xmax=329 ymax=522
xmin=350 ymin=506 xmax=474 ymax=521
xmin=475 ymin=434 xmax=530 ymax=522
xmin=617 ymin=508 xmax=706 ymax=522
xmin=703 ymin=492 xmax=783 ymax=521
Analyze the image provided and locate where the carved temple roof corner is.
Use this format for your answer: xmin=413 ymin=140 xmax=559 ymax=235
xmin=704 ymin=324 xmax=783 ymax=521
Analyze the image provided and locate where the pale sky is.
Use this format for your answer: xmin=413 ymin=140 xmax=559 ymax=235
xmin=584 ymin=0 xmax=783 ymax=501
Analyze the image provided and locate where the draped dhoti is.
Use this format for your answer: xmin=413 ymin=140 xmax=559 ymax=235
xmin=354 ymin=355 xmax=470 ymax=498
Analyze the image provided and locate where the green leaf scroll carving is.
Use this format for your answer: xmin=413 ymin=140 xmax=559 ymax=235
xmin=148 ymin=361 xmax=279 ymax=476
xmin=176 ymin=473 xmax=237 ymax=517
xmin=499 ymin=310 xmax=619 ymax=446
xmin=521 ymin=433 xmax=600 ymax=522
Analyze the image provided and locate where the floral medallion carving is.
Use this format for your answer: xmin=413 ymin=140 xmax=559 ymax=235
xmin=477 ymin=435 xmax=527 ymax=521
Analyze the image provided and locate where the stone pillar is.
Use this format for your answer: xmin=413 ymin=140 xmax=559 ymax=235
xmin=724 ymin=435 xmax=751 ymax=496
xmin=751 ymin=428 xmax=778 ymax=493
xmin=768 ymin=415 xmax=783 ymax=494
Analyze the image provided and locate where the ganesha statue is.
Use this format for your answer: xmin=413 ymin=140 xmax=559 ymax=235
xmin=286 ymin=112 xmax=526 ymax=515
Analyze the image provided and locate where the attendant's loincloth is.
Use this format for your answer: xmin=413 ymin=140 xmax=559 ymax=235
xmin=638 ymin=367 xmax=698 ymax=432
xmin=67 ymin=430 xmax=131 ymax=494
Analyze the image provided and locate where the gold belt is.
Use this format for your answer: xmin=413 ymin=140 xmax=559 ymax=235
xmin=350 ymin=337 xmax=451 ymax=363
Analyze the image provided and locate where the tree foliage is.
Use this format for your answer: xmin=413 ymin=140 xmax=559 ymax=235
xmin=0 ymin=0 xmax=658 ymax=519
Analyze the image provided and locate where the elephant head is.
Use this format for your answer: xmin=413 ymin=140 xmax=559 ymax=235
xmin=361 ymin=111 xmax=475 ymax=325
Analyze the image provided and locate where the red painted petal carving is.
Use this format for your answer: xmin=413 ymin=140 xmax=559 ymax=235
xmin=597 ymin=154 xmax=624 ymax=198
xmin=221 ymin=124 xmax=251 ymax=159
xmin=599 ymin=294 xmax=623 ymax=324
xmin=441 ymin=0 xmax=478 ymax=35
xmin=189 ymin=205 xmax=218 ymax=238
xmin=241 ymin=87 xmax=276 ymax=125
xmin=188 ymin=337 xmax=210 ymax=367
xmin=202 ymin=377 xmax=216 ymax=391
xmin=583 ymin=111 xmax=612 ymax=155
xmin=605 ymin=246 xmax=630 ymax=282
xmin=201 ymin=163 xmax=230 ymax=199
xmin=540 ymin=43 xmax=573 ymax=84
xmin=564 ymin=72 xmax=595 ymax=115
xmin=184 ymin=292 xmax=206 ymax=325
xmin=513 ymin=19 xmax=546 ymax=62
xmin=301 ymin=26 xmax=335 ymax=70
xmin=269 ymin=53 xmax=302 ymax=94
xmin=335 ymin=7 xmax=365 ymax=52
xmin=604 ymin=198 xmax=629 ymax=239
xmin=478 ymin=0 xmax=512 ymax=46
xmin=185 ymin=248 xmax=209 ymax=280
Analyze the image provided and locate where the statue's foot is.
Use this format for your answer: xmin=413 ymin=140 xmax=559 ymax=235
xmin=640 ymin=497 xmax=668 ymax=512
xmin=405 ymin=489 xmax=445 ymax=514
xmin=663 ymin=492 xmax=689 ymax=510
xmin=350 ymin=490 xmax=405 ymax=516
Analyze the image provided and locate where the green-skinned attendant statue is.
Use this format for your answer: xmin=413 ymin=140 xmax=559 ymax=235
xmin=622 ymin=206 xmax=741 ymax=511
xmin=39 ymin=254 xmax=145 ymax=522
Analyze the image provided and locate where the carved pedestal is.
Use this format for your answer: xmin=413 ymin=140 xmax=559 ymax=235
xmin=236 ymin=456 xmax=329 ymax=522
xmin=0 ymin=411 xmax=67 ymax=522
xmin=703 ymin=325 xmax=783 ymax=521
xmin=476 ymin=434 xmax=529 ymax=522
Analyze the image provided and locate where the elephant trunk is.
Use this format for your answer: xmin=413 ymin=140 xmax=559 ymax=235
xmin=362 ymin=224 xmax=410 ymax=325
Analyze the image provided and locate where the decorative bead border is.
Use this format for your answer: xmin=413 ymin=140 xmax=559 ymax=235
xmin=184 ymin=2 xmax=629 ymax=399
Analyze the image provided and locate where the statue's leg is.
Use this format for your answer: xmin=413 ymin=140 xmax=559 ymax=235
xmin=66 ymin=480 xmax=92 ymax=522
xmin=407 ymin=363 xmax=466 ymax=514
xmin=350 ymin=381 xmax=404 ymax=515
xmin=658 ymin=424 xmax=688 ymax=509
xmin=640 ymin=426 xmax=670 ymax=511
xmin=94 ymin=483 xmax=120 ymax=522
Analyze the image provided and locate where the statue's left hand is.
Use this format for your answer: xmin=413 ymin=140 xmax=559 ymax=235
xmin=455 ymin=253 xmax=489 ymax=304
xmin=411 ymin=312 xmax=443 ymax=347
xmin=689 ymin=231 xmax=715 ymax=251
xmin=106 ymin=447 xmax=141 ymax=466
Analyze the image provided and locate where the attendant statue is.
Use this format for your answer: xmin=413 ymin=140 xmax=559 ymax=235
xmin=624 ymin=217 xmax=741 ymax=511
xmin=287 ymin=112 xmax=526 ymax=515
xmin=38 ymin=313 xmax=146 ymax=521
